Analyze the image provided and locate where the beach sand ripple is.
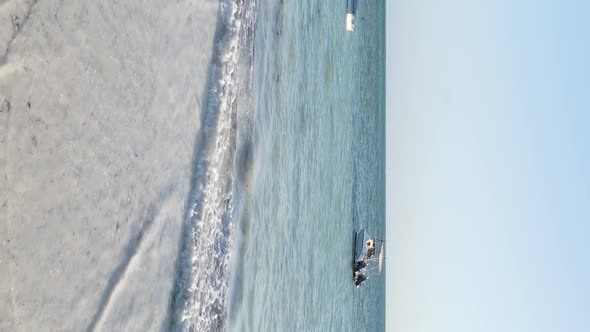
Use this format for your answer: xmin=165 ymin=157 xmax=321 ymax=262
xmin=0 ymin=0 xmax=219 ymax=330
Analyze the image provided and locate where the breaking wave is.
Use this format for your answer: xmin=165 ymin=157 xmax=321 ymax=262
xmin=170 ymin=0 xmax=257 ymax=331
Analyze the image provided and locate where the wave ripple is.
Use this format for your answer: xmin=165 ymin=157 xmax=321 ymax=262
xmin=171 ymin=0 xmax=256 ymax=331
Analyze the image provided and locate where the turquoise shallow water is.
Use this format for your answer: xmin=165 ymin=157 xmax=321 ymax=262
xmin=227 ymin=0 xmax=386 ymax=330
xmin=170 ymin=0 xmax=384 ymax=330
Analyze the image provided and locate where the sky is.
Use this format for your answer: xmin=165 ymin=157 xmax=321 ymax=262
xmin=386 ymin=0 xmax=590 ymax=331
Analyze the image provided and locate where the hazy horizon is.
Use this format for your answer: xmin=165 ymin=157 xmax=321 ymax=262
xmin=387 ymin=0 xmax=590 ymax=331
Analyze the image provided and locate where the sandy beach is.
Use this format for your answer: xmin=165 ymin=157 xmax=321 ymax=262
xmin=1 ymin=1 xmax=219 ymax=330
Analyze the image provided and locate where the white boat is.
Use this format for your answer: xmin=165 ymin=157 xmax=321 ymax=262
xmin=345 ymin=0 xmax=356 ymax=32
xmin=353 ymin=229 xmax=384 ymax=287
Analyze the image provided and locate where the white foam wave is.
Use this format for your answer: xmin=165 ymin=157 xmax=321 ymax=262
xmin=171 ymin=0 xmax=256 ymax=331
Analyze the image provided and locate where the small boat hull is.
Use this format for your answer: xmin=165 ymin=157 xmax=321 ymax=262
xmin=354 ymin=229 xmax=370 ymax=262
xmin=352 ymin=229 xmax=383 ymax=287
xmin=345 ymin=0 xmax=356 ymax=31
xmin=345 ymin=13 xmax=355 ymax=32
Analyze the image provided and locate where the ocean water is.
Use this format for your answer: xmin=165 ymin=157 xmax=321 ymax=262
xmin=171 ymin=0 xmax=385 ymax=330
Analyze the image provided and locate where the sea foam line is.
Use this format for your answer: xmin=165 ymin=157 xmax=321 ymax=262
xmin=170 ymin=1 xmax=248 ymax=331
